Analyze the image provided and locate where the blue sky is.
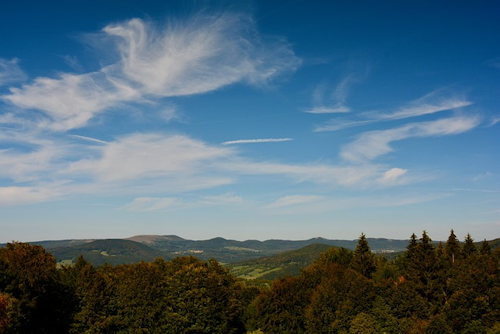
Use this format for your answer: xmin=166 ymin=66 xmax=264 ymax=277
xmin=0 ymin=0 xmax=499 ymax=243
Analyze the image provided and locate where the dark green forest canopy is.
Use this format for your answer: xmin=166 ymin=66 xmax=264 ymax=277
xmin=1 ymin=231 xmax=499 ymax=333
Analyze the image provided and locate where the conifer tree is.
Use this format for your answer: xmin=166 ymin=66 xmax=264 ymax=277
xmin=444 ymin=229 xmax=461 ymax=264
xmin=479 ymin=239 xmax=491 ymax=255
xmin=350 ymin=233 xmax=376 ymax=278
xmin=462 ymin=233 xmax=477 ymax=257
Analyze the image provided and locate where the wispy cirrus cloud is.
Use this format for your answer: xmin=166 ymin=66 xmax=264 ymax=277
xmin=0 ymin=129 xmax=397 ymax=206
xmin=198 ymin=193 xmax=243 ymax=205
xmin=67 ymin=133 xmax=233 ymax=182
xmin=265 ymin=195 xmax=325 ymax=208
xmin=123 ymin=197 xmax=181 ymax=212
xmin=222 ymin=138 xmax=292 ymax=145
xmin=315 ymin=90 xmax=472 ymax=132
xmin=220 ymin=159 xmax=381 ymax=186
xmin=69 ymin=134 xmax=108 ymax=144
xmin=305 ymin=75 xmax=358 ymax=114
xmin=378 ymin=168 xmax=408 ymax=185
xmin=0 ymin=186 xmax=61 ymax=206
xmin=0 ymin=58 xmax=27 ymax=86
xmin=369 ymin=95 xmax=471 ymax=121
xmin=60 ymin=55 xmax=84 ymax=72
xmin=341 ymin=115 xmax=480 ymax=163
xmin=2 ymin=14 xmax=300 ymax=131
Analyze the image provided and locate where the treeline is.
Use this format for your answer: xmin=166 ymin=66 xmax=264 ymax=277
xmin=1 ymin=231 xmax=499 ymax=333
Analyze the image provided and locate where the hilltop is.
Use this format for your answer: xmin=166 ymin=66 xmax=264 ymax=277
xmin=2 ymin=235 xmax=498 ymax=267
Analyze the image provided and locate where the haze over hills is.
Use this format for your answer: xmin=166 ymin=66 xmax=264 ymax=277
xmin=2 ymin=234 xmax=498 ymax=267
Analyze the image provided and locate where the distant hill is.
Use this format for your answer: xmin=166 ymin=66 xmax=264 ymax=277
xmin=229 ymin=243 xmax=337 ymax=280
xmin=50 ymin=239 xmax=167 ymax=266
xmin=2 ymin=235 xmax=498 ymax=267
xmin=123 ymin=235 xmax=410 ymax=263
xmin=485 ymin=238 xmax=500 ymax=250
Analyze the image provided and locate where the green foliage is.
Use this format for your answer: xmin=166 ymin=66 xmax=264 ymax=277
xmin=51 ymin=239 xmax=166 ymax=266
xmin=1 ymin=231 xmax=499 ymax=333
xmin=350 ymin=233 xmax=376 ymax=278
xmin=229 ymin=243 xmax=340 ymax=280
xmin=480 ymin=239 xmax=492 ymax=255
xmin=463 ymin=233 xmax=477 ymax=257
xmin=0 ymin=242 xmax=74 ymax=333
xmin=349 ymin=312 xmax=381 ymax=334
xmin=445 ymin=229 xmax=462 ymax=264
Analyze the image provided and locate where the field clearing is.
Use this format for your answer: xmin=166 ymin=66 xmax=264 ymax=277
xmin=230 ymin=265 xmax=283 ymax=280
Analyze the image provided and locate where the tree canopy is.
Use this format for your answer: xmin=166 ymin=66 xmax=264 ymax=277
xmin=1 ymin=231 xmax=499 ymax=333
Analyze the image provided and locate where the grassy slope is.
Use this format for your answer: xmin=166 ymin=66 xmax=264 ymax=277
xmin=229 ymin=243 xmax=336 ymax=280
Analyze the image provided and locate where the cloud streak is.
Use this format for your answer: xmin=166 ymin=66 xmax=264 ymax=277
xmin=222 ymin=138 xmax=293 ymax=145
xmin=315 ymin=91 xmax=472 ymax=132
xmin=341 ymin=115 xmax=480 ymax=163
xmin=265 ymin=195 xmax=325 ymax=208
xmin=123 ymin=197 xmax=181 ymax=212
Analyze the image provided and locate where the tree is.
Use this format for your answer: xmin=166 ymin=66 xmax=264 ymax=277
xmin=305 ymin=265 xmax=374 ymax=333
xmin=249 ymin=275 xmax=310 ymax=334
xmin=479 ymin=239 xmax=491 ymax=255
xmin=0 ymin=292 xmax=15 ymax=331
xmin=444 ymin=229 xmax=461 ymax=264
xmin=349 ymin=312 xmax=381 ymax=334
xmin=350 ymin=233 xmax=376 ymax=278
xmin=463 ymin=233 xmax=477 ymax=257
xmin=0 ymin=242 xmax=73 ymax=334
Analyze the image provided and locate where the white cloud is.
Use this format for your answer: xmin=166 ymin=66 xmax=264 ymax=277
xmin=0 ymin=58 xmax=27 ymax=86
xmin=341 ymin=115 xmax=481 ymax=162
xmin=159 ymin=105 xmax=178 ymax=123
xmin=378 ymin=168 xmax=408 ymax=185
xmin=123 ymin=197 xmax=181 ymax=212
xmin=305 ymin=105 xmax=350 ymax=114
xmin=67 ymin=133 xmax=233 ymax=182
xmin=60 ymin=55 xmax=84 ymax=72
xmin=222 ymin=138 xmax=293 ymax=145
xmin=2 ymin=15 xmax=300 ymax=131
xmin=0 ymin=186 xmax=60 ymax=205
xmin=368 ymin=93 xmax=471 ymax=121
xmin=306 ymin=75 xmax=359 ymax=114
xmin=315 ymin=90 xmax=472 ymax=132
xmin=199 ymin=193 xmax=243 ymax=205
xmin=472 ymin=171 xmax=493 ymax=182
xmin=4 ymin=72 xmax=136 ymax=131
xmin=69 ymin=134 xmax=108 ymax=144
xmin=314 ymin=119 xmax=374 ymax=131
xmin=266 ymin=195 xmax=325 ymax=208
xmin=488 ymin=117 xmax=500 ymax=127
xmin=0 ymin=135 xmax=69 ymax=183
xmin=221 ymin=159 xmax=380 ymax=186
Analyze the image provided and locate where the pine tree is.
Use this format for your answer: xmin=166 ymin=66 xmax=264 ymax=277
xmin=462 ymin=233 xmax=477 ymax=257
xmin=404 ymin=231 xmax=444 ymax=311
xmin=445 ymin=229 xmax=462 ymax=264
xmin=479 ymin=239 xmax=491 ymax=255
xmin=350 ymin=233 xmax=376 ymax=278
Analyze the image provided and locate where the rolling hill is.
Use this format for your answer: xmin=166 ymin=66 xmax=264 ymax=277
xmin=50 ymin=239 xmax=167 ymax=266
xmin=229 ymin=243 xmax=337 ymax=280
xmin=2 ymin=235 xmax=498 ymax=267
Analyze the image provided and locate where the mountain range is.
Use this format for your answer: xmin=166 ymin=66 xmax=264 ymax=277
xmin=2 ymin=235 xmax=498 ymax=268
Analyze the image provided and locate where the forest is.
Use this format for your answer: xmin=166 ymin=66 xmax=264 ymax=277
xmin=1 ymin=231 xmax=499 ymax=333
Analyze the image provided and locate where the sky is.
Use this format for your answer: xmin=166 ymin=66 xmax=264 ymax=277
xmin=0 ymin=0 xmax=499 ymax=243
